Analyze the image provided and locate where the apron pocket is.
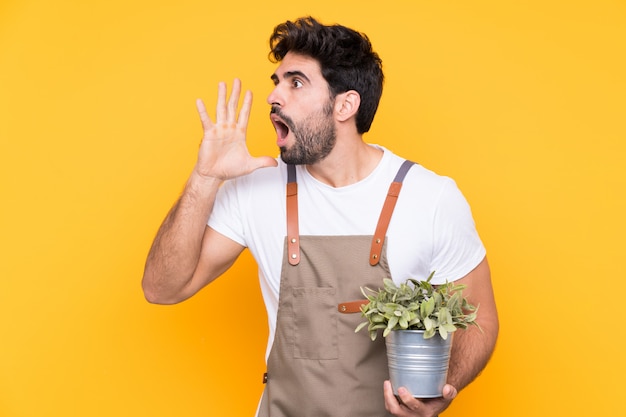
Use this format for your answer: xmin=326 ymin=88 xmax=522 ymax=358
xmin=292 ymin=287 xmax=338 ymax=360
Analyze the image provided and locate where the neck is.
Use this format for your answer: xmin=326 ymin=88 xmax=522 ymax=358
xmin=306 ymin=136 xmax=383 ymax=188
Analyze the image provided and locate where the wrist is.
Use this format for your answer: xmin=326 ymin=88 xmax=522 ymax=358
xmin=184 ymin=169 xmax=223 ymax=203
xmin=189 ymin=168 xmax=223 ymax=188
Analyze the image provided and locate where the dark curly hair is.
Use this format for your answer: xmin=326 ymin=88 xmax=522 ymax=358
xmin=269 ymin=17 xmax=384 ymax=134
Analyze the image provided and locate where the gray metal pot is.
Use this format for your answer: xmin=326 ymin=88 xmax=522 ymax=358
xmin=385 ymin=330 xmax=453 ymax=398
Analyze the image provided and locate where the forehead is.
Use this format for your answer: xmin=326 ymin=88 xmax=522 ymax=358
xmin=272 ymin=52 xmax=324 ymax=81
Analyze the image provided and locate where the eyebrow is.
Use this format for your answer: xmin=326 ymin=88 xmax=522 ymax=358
xmin=270 ymin=70 xmax=311 ymax=84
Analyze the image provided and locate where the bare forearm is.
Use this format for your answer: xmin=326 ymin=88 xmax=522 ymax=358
xmin=447 ymin=318 xmax=499 ymax=391
xmin=445 ymin=257 xmax=499 ymax=392
xmin=143 ymin=80 xmax=277 ymax=303
xmin=142 ymin=171 xmax=221 ymax=303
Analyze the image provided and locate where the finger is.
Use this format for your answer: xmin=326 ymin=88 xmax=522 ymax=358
xmin=249 ymin=155 xmax=279 ymax=171
xmin=237 ymin=90 xmax=253 ymax=130
xmin=383 ymin=380 xmax=402 ymax=414
xmin=396 ymin=386 xmax=419 ymax=410
xmin=442 ymin=384 xmax=458 ymax=400
xmin=196 ymin=98 xmax=213 ymax=130
xmin=216 ymin=81 xmax=227 ymax=123
xmin=227 ymin=78 xmax=242 ymax=125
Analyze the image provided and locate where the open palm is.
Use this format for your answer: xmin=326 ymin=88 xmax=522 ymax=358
xmin=195 ymin=79 xmax=277 ymax=180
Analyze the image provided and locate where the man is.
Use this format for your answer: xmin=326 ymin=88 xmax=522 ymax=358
xmin=143 ymin=16 xmax=498 ymax=417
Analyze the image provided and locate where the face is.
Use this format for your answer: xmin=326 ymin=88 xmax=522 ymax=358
xmin=267 ymin=53 xmax=337 ymax=165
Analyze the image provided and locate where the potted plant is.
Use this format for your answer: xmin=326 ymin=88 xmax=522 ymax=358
xmin=355 ymin=272 xmax=480 ymax=398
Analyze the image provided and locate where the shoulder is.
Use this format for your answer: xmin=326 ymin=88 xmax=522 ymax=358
xmin=378 ymin=148 xmax=470 ymax=215
xmin=379 ymin=149 xmax=456 ymax=197
xmin=376 ymin=145 xmax=450 ymax=184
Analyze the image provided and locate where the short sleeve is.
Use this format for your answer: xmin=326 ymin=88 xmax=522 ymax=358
xmin=207 ymin=179 xmax=247 ymax=247
xmin=429 ymin=178 xmax=486 ymax=283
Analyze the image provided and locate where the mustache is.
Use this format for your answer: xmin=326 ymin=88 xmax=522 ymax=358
xmin=270 ymin=106 xmax=295 ymax=129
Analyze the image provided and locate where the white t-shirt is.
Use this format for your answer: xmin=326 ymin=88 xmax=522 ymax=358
xmin=208 ymin=146 xmax=486 ymax=358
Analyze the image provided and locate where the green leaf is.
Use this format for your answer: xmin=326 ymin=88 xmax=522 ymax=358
xmin=424 ymin=317 xmax=433 ymax=331
xmin=388 ymin=315 xmax=399 ymax=331
xmin=439 ymin=325 xmax=448 ymax=340
xmin=354 ymin=273 xmax=480 ymax=339
xmin=438 ymin=307 xmax=450 ymax=324
xmin=407 ymin=302 xmax=419 ymax=311
xmin=370 ymin=314 xmax=385 ymax=323
xmin=355 ymin=321 xmax=368 ymax=333
xmin=408 ymin=316 xmax=421 ymax=327
xmin=465 ymin=312 xmax=477 ymax=323
xmin=399 ymin=312 xmax=409 ymax=328
xmin=443 ymin=323 xmax=456 ymax=334
xmin=383 ymin=278 xmax=398 ymax=294
xmin=433 ymin=291 xmax=443 ymax=307
xmin=421 ymin=297 xmax=435 ymax=318
xmin=447 ymin=293 xmax=460 ymax=313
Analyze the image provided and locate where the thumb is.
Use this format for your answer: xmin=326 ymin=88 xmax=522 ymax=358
xmin=442 ymin=384 xmax=458 ymax=400
xmin=250 ymin=155 xmax=279 ymax=170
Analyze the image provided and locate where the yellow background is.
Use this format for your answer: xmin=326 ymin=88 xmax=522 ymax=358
xmin=1 ymin=0 xmax=625 ymax=415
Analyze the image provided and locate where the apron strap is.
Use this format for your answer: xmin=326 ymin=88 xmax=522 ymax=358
xmin=286 ymin=164 xmax=300 ymax=265
xmin=286 ymin=160 xmax=415 ymax=267
xmin=369 ymin=160 xmax=416 ymax=266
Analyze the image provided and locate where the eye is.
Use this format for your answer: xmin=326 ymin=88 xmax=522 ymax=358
xmin=292 ymin=79 xmax=303 ymax=88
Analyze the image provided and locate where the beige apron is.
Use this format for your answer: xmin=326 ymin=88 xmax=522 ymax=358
xmin=258 ymin=161 xmax=415 ymax=417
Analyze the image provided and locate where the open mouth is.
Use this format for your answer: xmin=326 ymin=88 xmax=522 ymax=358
xmin=270 ymin=111 xmax=291 ymax=145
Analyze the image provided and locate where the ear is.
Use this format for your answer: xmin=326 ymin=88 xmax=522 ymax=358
xmin=334 ymin=90 xmax=361 ymax=122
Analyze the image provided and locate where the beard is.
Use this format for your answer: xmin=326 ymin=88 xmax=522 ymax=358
xmin=273 ymin=103 xmax=336 ymax=165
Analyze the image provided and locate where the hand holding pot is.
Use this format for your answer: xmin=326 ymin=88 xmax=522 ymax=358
xmin=383 ymin=380 xmax=457 ymax=417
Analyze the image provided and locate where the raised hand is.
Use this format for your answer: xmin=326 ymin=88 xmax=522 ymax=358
xmin=195 ymin=78 xmax=277 ymax=180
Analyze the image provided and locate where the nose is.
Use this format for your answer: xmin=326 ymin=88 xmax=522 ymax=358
xmin=267 ymin=85 xmax=283 ymax=107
